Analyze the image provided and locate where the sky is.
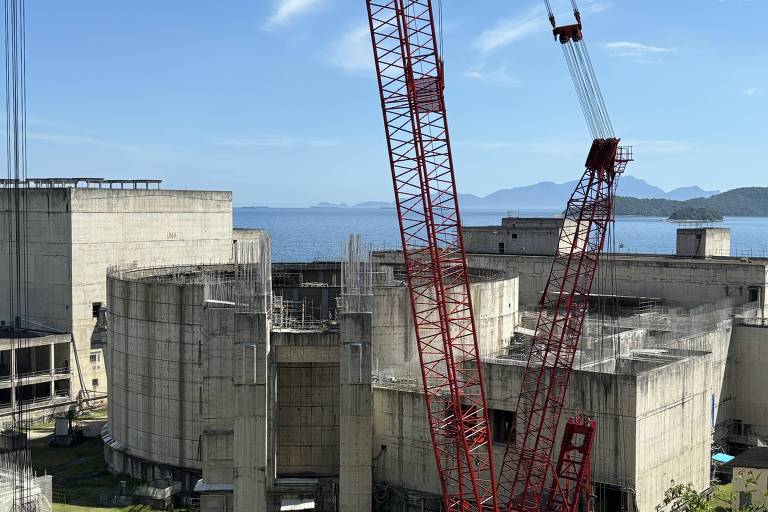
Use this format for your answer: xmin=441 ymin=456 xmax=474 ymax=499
xmin=8 ymin=0 xmax=768 ymax=206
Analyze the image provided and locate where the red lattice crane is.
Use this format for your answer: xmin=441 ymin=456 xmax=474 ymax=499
xmin=365 ymin=1 xmax=498 ymax=510
xmin=496 ymin=2 xmax=632 ymax=511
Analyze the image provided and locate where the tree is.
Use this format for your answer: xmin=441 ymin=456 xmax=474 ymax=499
xmin=656 ymin=482 xmax=713 ymax=511
xmin=657 ymin=475 xmax=768 ymax=512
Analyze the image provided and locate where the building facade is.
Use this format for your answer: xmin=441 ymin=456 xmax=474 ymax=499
xmin=0 ymin=182 xmax=234 ymax=417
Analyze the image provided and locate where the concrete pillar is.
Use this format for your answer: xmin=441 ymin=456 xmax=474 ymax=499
xmin=50 ymin=343 xmax=55 ymax=398
xmin=200 ymin=305 xmax=236 ymax=512
xmin=232 ymin=311 xmax=270 ymax=512
xmin=339 ymin=312 xmax=373 ymax=512
xmin=10 ymin=348 xmax=16 ymax=409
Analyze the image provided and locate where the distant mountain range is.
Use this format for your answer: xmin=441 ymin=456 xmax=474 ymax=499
xmin=312 ymin=176 xmax=720 ymax=210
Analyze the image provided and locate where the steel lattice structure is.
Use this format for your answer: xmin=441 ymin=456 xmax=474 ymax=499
xmin=365 ymin=1 xmax=498 ymax=510
xmin=496 ymin=3 xmax=633 ymax=511
xmin=497 ymin=141 xmax=631 ymax=512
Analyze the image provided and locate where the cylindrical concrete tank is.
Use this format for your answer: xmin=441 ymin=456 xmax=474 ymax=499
xmin=104 ymin=267 xmax=206 ymax=487
xmin=371 ymin=267 xmax=519 ymax=380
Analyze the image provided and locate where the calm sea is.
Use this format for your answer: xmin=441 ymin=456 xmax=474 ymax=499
xmin=234 ymin=207 xmax=768 ymax=262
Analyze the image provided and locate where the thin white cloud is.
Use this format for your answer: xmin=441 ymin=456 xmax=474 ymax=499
xmin=627 ymin=139 xmax=699 ymax=154
xmin=25 ymin=131 xmax=147 ymax=153
xmin=473 ymin=5 xmax=547 ymax=53
xmin=464 ymin=64 xmax=520 ymax=85
xmin=604 ymin=41 xmax=672 ymax=58
xmin=581 ymin=0 xmax=613 ymax=13
xmin=745 ymin=87 xmax=765 ymax=97
xmin=456 ymin=139 xmax=583 ymax=156
xmin=212 ymin=136 xmax=338 ymax=148
xmin=323 ymin=25 xmax=373 ymax=75
xmin=265 ymin=0 xmax=323 ymax=29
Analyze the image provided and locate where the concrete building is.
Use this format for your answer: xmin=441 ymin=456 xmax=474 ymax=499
xmin=463 ymin=217 xmax=574 ymax=256
xmin=101 ymin=250 xmax=519 ymax=510
xmin=0 ymin=181 xmax=234 ymax=418
xmin=94 ymin=210 xmax=768 ymax=511
xmin=728 ymin=447 xmax=768 ymax=509
xmin=676 ymin=227 xmax=731 ymax=258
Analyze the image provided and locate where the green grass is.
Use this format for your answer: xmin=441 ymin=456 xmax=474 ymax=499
xmin=30 ymin=435 xmax=185 ymax=512
xmin=712 ymin=483 xmax=733 ymax=511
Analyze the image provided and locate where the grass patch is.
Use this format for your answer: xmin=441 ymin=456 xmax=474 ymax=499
xmin=711 ymin=483 xmax=732 ymax=511
xmin=30 ymin=436 xmax=170 ymax=512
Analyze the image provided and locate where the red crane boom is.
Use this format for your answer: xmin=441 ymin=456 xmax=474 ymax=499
xmin=365 ymin=1 xmax=498 ymax=510
xmin=496 ymin=3 xmax=632 ymax=511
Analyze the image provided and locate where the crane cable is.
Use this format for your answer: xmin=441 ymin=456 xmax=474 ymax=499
xmin=546 ymin=0 xmax=615 ymax=140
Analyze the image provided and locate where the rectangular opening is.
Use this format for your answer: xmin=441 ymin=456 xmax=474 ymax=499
xmin=90 ymin=353 xmax=100 ymax=363
xmin=492 ymin=409 xmax=515 ymax=445
xmin=91 ymin=378 xmax=99 ymax=389
xmin=92 ymin=302 xmax=102 ymax=319
xmin=498 ymin=242 xmax=505 ymax=254
xmin=748 ymin=287 xmax=760 ymax=303
xmin=511 ymin=233 xmax=518 ymax=239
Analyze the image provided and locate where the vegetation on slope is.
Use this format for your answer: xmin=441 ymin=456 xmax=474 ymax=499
xmin=668 ymin=207 xmax=724 ymax=222
xmin=615 ymin=187 xmax=768 ymax=217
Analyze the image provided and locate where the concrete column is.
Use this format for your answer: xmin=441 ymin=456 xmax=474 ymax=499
xmin=50 ymin=343 xmax=55 ymax=398
xmin=232 ymin=311 xmax=270 ymax=512
xmin=200 ymin=305 xmax=236 ymax=512
xmin=10 ymin=348 xmax=16 ymax=409
xmin=339 ymin=312 xmax=373 ymax=512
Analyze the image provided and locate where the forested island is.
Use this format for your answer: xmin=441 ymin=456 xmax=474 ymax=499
xmin=615 ymin=187 xmax=768 ymax=217
xmin=667 ymin=207 xmax=723 ymax=222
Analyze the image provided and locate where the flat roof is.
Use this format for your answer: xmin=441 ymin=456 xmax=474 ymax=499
xmin=729 ymin=447 xmax=768 ymax=469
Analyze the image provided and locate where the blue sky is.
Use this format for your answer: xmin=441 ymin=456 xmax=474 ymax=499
xmin=11 ymin=0 xmax=768 ymax=206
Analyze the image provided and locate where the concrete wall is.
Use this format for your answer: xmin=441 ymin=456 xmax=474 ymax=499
xmin=372 ymin=353 xmax=712 ymax=512
xmin=455 ymin=253 xmax=768 ymax=314
xmin=731 ymin=324 xmax=768 ymax=442
xmin=0 ymin=189 xmax=72 ymax=333
xmin=732 ymin=464 xmax=768 ymax=510
xmin=633 ymin=353 xmax=712 ymax=512
xmin=371 ymin=276 xmax=519 ymax=380
xmin=105 ymin=274 xmax=205 ymax=472
xmin=72 ymin=189 xmax=232 ymax=396
xmin=276 ymin=360 xmax=339 ymax=476
xmin=1 ymin=188 xmax=234 ymax=402
xmin=271 ymin=330 xmax=339 ymax=477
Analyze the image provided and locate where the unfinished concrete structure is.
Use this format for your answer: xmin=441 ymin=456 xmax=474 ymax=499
xmin=101 ymin=233 xmax=519 ymax=510
xmin=0 ymin=181 xmax=234 ymax=418
xmin=97 ymin=212 xmax=768 ymax=511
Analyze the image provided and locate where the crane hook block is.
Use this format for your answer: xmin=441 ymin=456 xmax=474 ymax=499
xmin=553 ymin=23 xmax=583 ymax=44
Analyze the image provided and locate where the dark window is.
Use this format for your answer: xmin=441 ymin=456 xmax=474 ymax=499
xmin=91 ymin=378 xmax=99 ymax=389
xmin=92 ymin=302 xmax=102 ymax=318
xmin=748 ymin=287 xmax=760 ymax=303
xmin=492 ymin=409 xmax=515 ymax=444
xmin=90 ymin=353 xmax=99 ymax=363
xmin=498 ymin=242 xmax=505 ymax=254
xmin=696 ymin=234 xmax=702 ymax=240
xmin=511 ymin=233 xmax=518 ymax=239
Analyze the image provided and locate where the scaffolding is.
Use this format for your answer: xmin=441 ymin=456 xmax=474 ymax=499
xmin=497 ymin=298 xmax=761 ymax=372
